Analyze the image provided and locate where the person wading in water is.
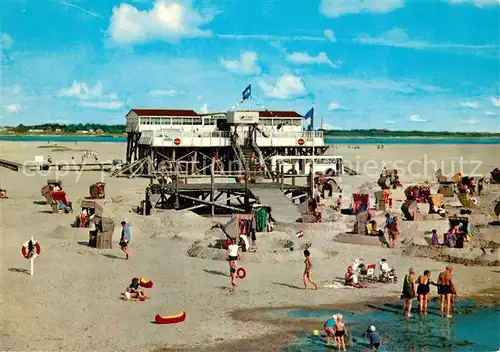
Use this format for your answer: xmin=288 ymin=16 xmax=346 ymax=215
xmin=416 ymin=270 xmax=436 ymax=315
xmin=437 ymin=266 xmax=455 ymax=318
xmin=401 ymin=268 xmax=416 ymax=317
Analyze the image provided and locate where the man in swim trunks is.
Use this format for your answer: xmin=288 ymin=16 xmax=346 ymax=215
xmin=334 ymin=314 xmax=347 ymax=352
xmin=437 ymin=266 xmax=455 ymax=318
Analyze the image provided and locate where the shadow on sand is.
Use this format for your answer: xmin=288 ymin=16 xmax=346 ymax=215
xmin=8 ymin=268 xmax=30 ymax=275
xmin=102 ymin=253 xmax=123 ymax=260
xmin=272 ymin=282 xmax=304 ymax=290
xmin=203 ymin=269 xmax=229 ymax=277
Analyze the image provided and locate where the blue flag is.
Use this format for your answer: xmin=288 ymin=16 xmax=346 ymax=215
xmin=304 ymin=107 xmax=314 ymax=131
xmin=242 ymin=84 xmax=251 ymax=101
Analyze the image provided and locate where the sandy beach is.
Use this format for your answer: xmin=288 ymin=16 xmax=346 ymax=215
xmin=1 ymin=141 xmax=499 ymax=351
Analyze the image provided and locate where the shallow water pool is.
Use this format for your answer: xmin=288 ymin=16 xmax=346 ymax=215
xmin=281 ymin=301 xmax=500 ymax=352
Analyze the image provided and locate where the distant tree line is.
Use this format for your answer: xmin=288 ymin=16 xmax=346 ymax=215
xmin=3 ymin=124 xmax=498 ymax=137
xmin=7 ymin=123 xmax=125 ymax=134
xmin=323 ymin=129 xmax=500 ymax=137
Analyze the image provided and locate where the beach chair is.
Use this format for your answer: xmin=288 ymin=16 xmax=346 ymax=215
xmin=457 ymin=193 xmax=476 ymax=209
xmin=51 ymin=191 xmax=72 ymax=213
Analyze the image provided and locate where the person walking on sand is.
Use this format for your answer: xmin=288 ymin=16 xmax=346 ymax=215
xmin=323 ymin=314 xmax=338 ymax=345
xmin=401 ymin=268 xmax=416 ymax=317
xmin=119 ymin=221 xmax=131 ymax=260
xmin=387 ymin=216 xmax=399 ymax=248
xmin=437 ymin=266 xmax=455 ymax=318
xmin=417 ymin=270 xmax=436 ymax=315
xmin=303 ymin=250 xmax=318 ymax=290
xmin=334 ymin=314 xmax=347 ymax=352
xmin=226 ymin=238 xmax=239 ymax=289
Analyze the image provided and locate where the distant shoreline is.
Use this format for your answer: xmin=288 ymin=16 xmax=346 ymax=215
xmin=1 ymin=133 xmax=499 ymax=139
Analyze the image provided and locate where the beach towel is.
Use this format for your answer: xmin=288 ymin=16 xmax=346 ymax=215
xmin=122 ymin=225 xmax=131 ymax=241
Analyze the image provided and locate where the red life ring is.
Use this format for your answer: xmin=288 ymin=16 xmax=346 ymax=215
xmin=297 ymin=138 xmax=305 ymax=145
xmin=21 ymin=241 xmax=41 ymax=259
xmin=237 ymin=267 xmax=246 ymax=279
xmin=174 ymin=138 xmax=181 ymax=145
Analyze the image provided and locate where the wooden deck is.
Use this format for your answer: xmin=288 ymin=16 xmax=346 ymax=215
xmin=157 ymin=182 xmax=308 ymax=193
xmin=31 ymin=162 xmax=113 ymax=171
xmin=0 ymin=159 xmax=23 ymax=172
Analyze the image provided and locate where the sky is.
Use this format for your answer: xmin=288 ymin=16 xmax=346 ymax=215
xmin=1 ymin=0 xmax=499 ymax=132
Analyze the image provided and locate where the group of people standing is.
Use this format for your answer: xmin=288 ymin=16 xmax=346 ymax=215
xmin=401 ymin=266 xmax=456 ymax=318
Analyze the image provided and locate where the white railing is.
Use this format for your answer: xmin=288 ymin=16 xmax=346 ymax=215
xmin=141 ymin=129 xmax=322 ymax=140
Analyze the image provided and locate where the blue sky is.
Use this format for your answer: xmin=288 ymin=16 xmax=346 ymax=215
xmin=1 ymin=0 xmax=499 ymax=131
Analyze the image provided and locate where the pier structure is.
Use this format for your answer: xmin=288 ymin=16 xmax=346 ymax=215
xmin=120 ymin=108 xmax=329 ymax=178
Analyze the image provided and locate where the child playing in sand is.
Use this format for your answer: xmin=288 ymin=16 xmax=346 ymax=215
xmin=303 ymin=250 xmax=318 ymax=290
xmin=125 ymin=278 xmax=148 ymax=301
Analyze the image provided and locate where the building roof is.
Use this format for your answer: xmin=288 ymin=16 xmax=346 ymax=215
xmin=128 ymin=109 xmax=199 ymax=117
xmin=258 ymin=110 xmax=303 ymax=118
xmin=127 ymin=109 xmax=302 ymax=118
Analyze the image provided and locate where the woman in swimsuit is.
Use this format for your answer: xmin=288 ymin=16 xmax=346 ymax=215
xmin=401 ymin=268 xmax=416 ymax=317
xmin=226 ymin=238 xmax=239 ymax=289
xmin=416 ymin=270 xmax=436 ymax=315
xmin=334 ymin=314 xmax=347 ymax=352
xmin=303 ymin=250 xmax=318 ymax=290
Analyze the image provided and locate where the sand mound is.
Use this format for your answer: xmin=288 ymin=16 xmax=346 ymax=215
xmin=402 ymin=243 xmax=499 ymax=266
xmin=45 ymin=225 xmax=90 ymax=240
xmin=187 ymin=230 xmax=336 ymax=263
xmin=126 ymin=210 xmax=216 ymax=241
xmin=335 ymin=233 xmax=387 ymax=247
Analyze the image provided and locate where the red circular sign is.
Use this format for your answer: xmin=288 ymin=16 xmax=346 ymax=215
xmin=174 ymin=138 xmax=181 ymax=145
xmin=297 ymin=138 xmax=305 ymax=145
xmin=21 ymin=240 xmax=41 ymax=259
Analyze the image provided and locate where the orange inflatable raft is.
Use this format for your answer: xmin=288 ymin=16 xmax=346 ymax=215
xmin=155 ymin=311 xmax=186 ymax=324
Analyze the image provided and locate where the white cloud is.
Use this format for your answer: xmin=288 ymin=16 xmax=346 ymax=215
xmin=58 ymin=81 xmax=104 ymax=99
xmin=216 ymin=34 xmax=326 ymax=41
xmin=328 ymin=102 xmax=347 ymax=111
xmin=107 ymin=1 xmax=214 ymax=44
xmin=484 ymin=110 xmax=497 ymax=116
xmin=259 ymin=74 xmax=307 ymax=99
xmin=321 ymin=123 xmax=342 ymax=130
xmin=353 ymin=27 xmax=497 ymax=51
xmin=491 ymin=97 xmax=500 ymax=107
xmin=200 ymin=103 xmax=208 ymax=114
xmin=460 ymin=118 xmax=480 ymax=124
xmin=2 ymin=104 xmax=22 ymax=113
xmin=78 ymin=101 xmax=124 ymax=110
xmin=148 ymin=89 xmax=182 ymax=97
xmin=220 ymin=51 xmax=260 ymax=75
xmin=408 ymin=114 xmax=429 ymax=123
xmin=286 ymin=52 xmax=339 ymax=68
xmin=329 ymin=77 xmax=442 ymax=93
xmin=320 ymin=0 xmax=404 ymax=18
xmin=324 ymin=29 xmax=337 ymax=42
xmin=58 ymin=81 xmax=123 ymax=110
xmin=459 ymin=101 xmax=480 ymax=109
xmin=1 ymin=33 xmax=14 ymax=50
xmin=2 ymin=84 xmax=21 ymax=95
xmin=448 ymin=0 xmax=499 ymax=7
xmin=383 ymin=120 xmax=397 ymax=125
